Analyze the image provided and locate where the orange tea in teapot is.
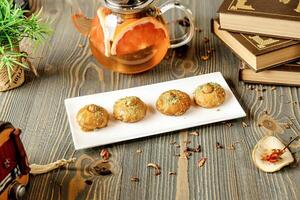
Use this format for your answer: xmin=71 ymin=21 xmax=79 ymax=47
xmin=71 ymin=0 xmax=194 ymax=74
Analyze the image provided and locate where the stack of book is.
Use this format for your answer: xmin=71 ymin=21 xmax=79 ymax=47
xmin=213 ymin=0 xmax=300 ymax=86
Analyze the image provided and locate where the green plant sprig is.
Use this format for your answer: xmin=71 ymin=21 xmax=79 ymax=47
xmin=0 ymin=0 xmax=52 ymax=81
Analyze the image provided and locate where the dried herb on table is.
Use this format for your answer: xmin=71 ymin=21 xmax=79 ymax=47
xmin=184 ymin=140 xmax=191 ymax=144
xmin=201 ymin=55 xmax=210 ymax=61
xmin=136 ymin=149 xmax=143 ymax=153
xmin=183 ymin=149 xmax=192 ymax=159
xmin=283 ymin=122 xmax=291 ymax=129
xmin=226 ymin=144 xmax=236 ymax=150
xmin=147 ymin=163 xmax=161 ymax=176
xmin=169 ymin=172 xmax=177 ymax=176
xmin=100 ymin=149 xmax=110 ymax=160
xmin=203 ymin=37 xmax=209 ymax=43
xmin=216 ymin=142 xmax=223 ymax=149
xmin=189 ymin=131 xmax=199 ymax=136
xmin=242 ymin=122 xmax=248 ymax=128
xmin=223 ymin=122 xmax=233 ymax=128
xmin=197 ymin=157 xmax=207 ymax=167
xmin=195 ymin=27 xmax=202 ymax=32
xmin=130 ymin=177 xmax=140 ymax=182
xmin=170 ymin=140 xmax=177 ymax=145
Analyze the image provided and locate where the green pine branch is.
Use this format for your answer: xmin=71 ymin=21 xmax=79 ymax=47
xmin=0 ymin=0 xmax=52 ymax=81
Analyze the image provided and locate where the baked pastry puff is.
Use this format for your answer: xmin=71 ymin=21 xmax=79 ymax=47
xmin=113 ymin=96 xmax=147 ymax=123
xmin=76 ymin=104 xmax=109 ymax=131
xmin=156 ymin=90 xmax=191 ymax=116
xmin=194 ymin=82 xmax=225 ymax=108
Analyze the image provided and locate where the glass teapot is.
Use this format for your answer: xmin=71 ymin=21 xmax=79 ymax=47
xmin=70 ymin=0 xmax=195 ymax=74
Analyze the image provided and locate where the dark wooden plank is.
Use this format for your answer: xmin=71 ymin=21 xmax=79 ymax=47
xmin=0 ymin=0 xmax=299 ymax=199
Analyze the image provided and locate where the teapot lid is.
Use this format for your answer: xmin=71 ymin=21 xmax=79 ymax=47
xmin=104 ymin=0 xmax=154 ymax=13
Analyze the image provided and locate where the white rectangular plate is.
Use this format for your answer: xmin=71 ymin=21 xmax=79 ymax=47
xmin=65 ymin=72 xmax=246 ymax=150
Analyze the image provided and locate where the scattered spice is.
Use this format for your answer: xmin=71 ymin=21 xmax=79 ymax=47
xmin=227 ymin=144 xmax=236 ymax=150
xmin=170 ymin=140 xmax=177 ymax=145
xmin=183 ymin=150 xmax=192 ymax=159
xmin=216 ymin=142 xmax=223 ymax=149
xmin=184 ymin=145 xmax=202 ymax=154
xmin=271 ymin=86 xmax=276 ymax=91
xmin=136 ymin=149 xmax=143 ymax=153
xmin=181 ymin=145 xmax=202 ymax=159
xmin=201 ymin=55 xmax=209 ymax=61
xmin=168 ymin=172 xmax=177 ymax=176
xmin=147 ymin=163 xmax=161 ymax=176
xmin=184 ymin=140 xmax=191 ymax=144
xmin=194 ymin=145 xmax=202 ymax=152
xmin=190 ymin=131 xmax=199 ymax=136
xmin=256 ymin=88 xmax=266 ymax=92
xmin=258 ymin=96 xmax=263 ymax=101
xmin=94 ymin=166 xmax=112 ymax=176
xmin=175 ymin=144 xmax=181 ymax=148
xmin=130 ymin=177 xmax=140 ymax=182
xmin=85 ymin=180 xmax=93 ymax=185
xmin=100 ymin=149 xmax=110 ymax=160
xmin=197 ymin=157 xmax=207 ymax=167
xmin=242 ymin=122 xmax=248 ymax=128
xmin=204 ymin=37 xmax=209 ymax=43
xmin=283 ymin=122 xmax=291 ymax=129
xmin=223 ymin=122 xmax=232 ymax=127
xmin=263 ymin=110 xmax=268 ymax=115
xmin=248 ymin=85 xmax=255 ymax=90
xmin=195 ymin=27 xmax=202 ymax=32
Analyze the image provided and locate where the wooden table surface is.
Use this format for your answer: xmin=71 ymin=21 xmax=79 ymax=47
xmin=1 ymin=0 xmax=300 ymax=199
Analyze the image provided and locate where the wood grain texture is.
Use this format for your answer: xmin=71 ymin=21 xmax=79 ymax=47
xmin=0 ymin=0 xmax=299 ymax=199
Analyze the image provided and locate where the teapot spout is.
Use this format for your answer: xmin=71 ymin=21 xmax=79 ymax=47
xmin=67 ymin=0 xmax=93 ymax=36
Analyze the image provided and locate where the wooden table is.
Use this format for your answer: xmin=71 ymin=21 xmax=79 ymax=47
xmin=1 ymin=0 xmax=300 ymax=199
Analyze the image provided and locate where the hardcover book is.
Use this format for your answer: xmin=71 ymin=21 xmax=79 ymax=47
xmin=218 ymin=0 xmax=300 ymax=39
xmin=212 ymin=19 xmax=300 ymax=71
xmin=239 ymin=60 xmax=300 ymax=86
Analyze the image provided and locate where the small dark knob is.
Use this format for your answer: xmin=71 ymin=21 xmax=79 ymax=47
xmin=9 ymin=183 xmax=26 ymax=200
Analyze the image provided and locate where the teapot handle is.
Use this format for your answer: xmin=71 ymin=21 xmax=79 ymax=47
xmin=160 ymin=1 xmax=195 ymax=49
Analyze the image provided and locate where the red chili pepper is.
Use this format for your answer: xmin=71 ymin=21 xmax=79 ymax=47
xmin=261 ymin=149 xmax=284 ymax=163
